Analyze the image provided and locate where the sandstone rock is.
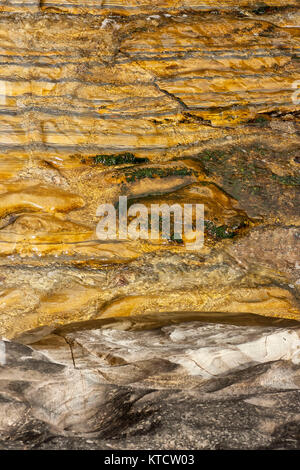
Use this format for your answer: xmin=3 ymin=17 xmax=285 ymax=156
xmin=0 ymin=0 xmax=299 ymax=450
xmin=1 ymin=322 xmax=300 ymax=449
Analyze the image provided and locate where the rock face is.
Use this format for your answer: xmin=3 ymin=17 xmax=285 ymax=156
xmin=0 ymin=0 xmax=299 ymax=449
xmin=1 ymin=322 xmax=300 ymax=449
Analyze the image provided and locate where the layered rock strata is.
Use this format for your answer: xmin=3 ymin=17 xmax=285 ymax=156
xmin=0 ymin=0 xmax=299 ymax=449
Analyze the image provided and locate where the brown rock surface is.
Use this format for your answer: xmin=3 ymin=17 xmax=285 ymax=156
xmin=0 ymin=0 xmax=299 ymax=450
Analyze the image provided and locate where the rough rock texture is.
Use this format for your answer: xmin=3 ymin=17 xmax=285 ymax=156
xmin=1 ymin=322 xmax=300 ymax=449
xmin=0 ymin=0 xmax=299 ymax=450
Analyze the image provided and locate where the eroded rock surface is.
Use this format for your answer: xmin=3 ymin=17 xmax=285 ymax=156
xmin=0 ymin=0 xmax=299 ymax=450
xmin=1 ymin=322 xmax=300 ymax=449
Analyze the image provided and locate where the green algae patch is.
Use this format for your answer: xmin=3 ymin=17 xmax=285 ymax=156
xmin=123 ymin=167 xmax=195 ymax=183
xmin=271 ymin=174 xmax=300 ymax=186
xmin=204 ymin=221 xmax=236 ymax=240
xmin=93 ymin=153 xmax=149 ymax=166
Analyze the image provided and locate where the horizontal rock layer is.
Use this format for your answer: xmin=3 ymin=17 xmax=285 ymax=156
xmin=1 ymin=1 xmax=300 ymax=18
xmin=1 ymin=322 xmax=300 ymax=449
xmin=0 ymin=0 xmax=299 ymax=449
xmin=0 ymin=1 xmax=298 ymax=334
xmin=0 ymin=5 xmax=298 ymax=162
